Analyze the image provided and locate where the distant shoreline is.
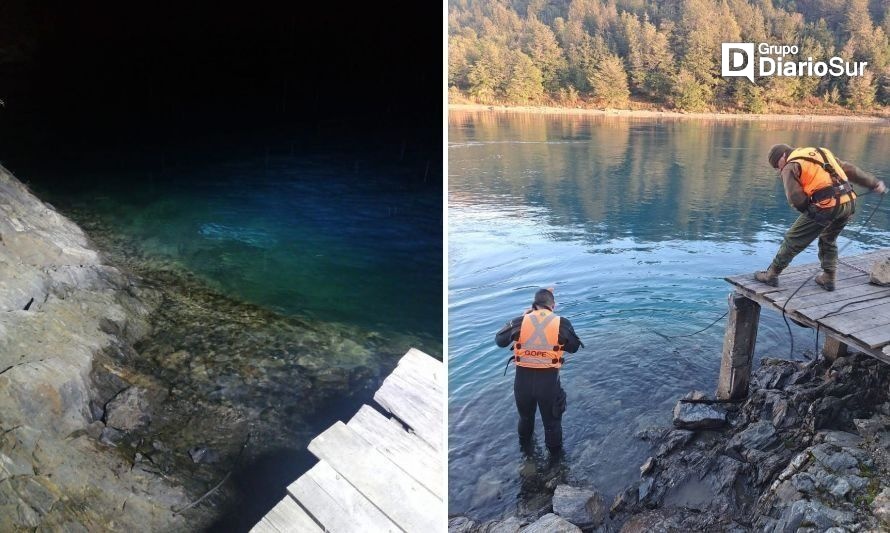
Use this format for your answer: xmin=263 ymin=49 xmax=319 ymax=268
xmin=449 ymin=103 xmax=890 ymax=124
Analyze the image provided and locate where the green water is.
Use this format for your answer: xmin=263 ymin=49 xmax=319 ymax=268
xmin=448 ymin=111 xmax=890 ymax=519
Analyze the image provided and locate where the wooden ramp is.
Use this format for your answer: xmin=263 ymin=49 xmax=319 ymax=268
xmin=251 ymin=348 xmax=444 ymax=533
xmin=717 ymin=249 xmax=890 ymax=399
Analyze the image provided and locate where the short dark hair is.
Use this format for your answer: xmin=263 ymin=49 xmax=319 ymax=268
xmin=533 ymin=288 xmax=555 ymax=309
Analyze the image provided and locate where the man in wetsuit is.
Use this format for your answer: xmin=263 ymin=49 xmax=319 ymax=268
xmin=495 ymin=288 xmax=583 ymax=454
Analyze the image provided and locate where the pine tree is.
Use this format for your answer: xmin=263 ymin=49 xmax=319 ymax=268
xmin=522 ymin=16 xmax=568 ymax=94
xmin=588 ymin=53 xmax=630 ymax=106
xmin=846 ymin=70 xmax=877 ymax=109
xmin=505 ymin=51 xmax=546 ymax=103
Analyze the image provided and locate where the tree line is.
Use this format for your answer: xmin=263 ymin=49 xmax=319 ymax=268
xmin=448 ymin=0 xmax=890 ymax=112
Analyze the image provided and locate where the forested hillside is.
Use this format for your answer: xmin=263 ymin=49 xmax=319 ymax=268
xmin=448 ymin=0 xmax=890 ymax=113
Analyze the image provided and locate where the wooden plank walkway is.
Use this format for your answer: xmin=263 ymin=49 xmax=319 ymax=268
xmin=251 ymin=348 xmax=444 ymax=533
xmin=725 ymin=249 xmax=890 ymax=365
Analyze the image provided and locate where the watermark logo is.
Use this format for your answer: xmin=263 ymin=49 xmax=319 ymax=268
xmin=721 ymin=43 xmax=868 ymax=82
xmin=722 ymin=43 xmax=755 ymax=82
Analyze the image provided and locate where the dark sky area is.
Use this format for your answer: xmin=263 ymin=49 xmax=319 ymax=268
xmin=0 ymin=2 xmax=442 ymax=172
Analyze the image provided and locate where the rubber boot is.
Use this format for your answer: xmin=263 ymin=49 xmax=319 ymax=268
xmin=754 ymin=265 xmax=782 ymax=287
xmin=815 ymin=270 xmax=836 ymax=291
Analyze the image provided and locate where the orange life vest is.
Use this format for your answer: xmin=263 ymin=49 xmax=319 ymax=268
xmin=786 ymin=147 xmax=856 ymax=209
xmin=514 ymin=309 xmax=564 ymax=369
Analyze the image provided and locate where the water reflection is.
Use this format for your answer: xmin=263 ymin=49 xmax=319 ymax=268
xmin=448 ymin=111 xmax=890 ymax=520
xmin=450 ymin=112 xmax=890 ymax=244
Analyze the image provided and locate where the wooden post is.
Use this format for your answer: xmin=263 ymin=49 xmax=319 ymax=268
xmin=822 ymin=336 xmax=848 ymax=363
xmin=716 ymin=291 xmax=761 ymax=400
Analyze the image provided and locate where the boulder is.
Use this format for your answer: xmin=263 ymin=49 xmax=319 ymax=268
xmin=727 ymin=421 xmax=779 ymax=457
xmin=448 ymin=516 xmax=476 ymax=533
xmin=475 ymin=516 xmax=522 ymax=533
xmin=872 ymin=487 xmax=890 ymax=526
xmin=521 ymin=513 xmax=580 ymax=533
xmin=672 ymin=400 xmax=727 ymax=430
xmin=105 ymin=387 xmax=152 ymax=431
xmin=870 ymin=258 xmax=890 ymax=286
xmin=775 ymin=500 xmax=854 ymax=531
xmin=552 ymin=484 xmax=606 ymax=528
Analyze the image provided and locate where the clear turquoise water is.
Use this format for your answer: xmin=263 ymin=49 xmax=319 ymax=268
xmin=20 ymin=147 xmax=442 ymax=345
xmin=448 ymin=112 xmax=890 ymax=519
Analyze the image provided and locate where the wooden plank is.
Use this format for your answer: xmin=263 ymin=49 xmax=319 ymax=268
xmin=819 ymin=302 xmax=890 ymax=335
xmin=390 ymin=363 xmax=444 ymax=406
xmin=851 ymin=325 xmax=890 ymax=349
xmin=716 ymin=292 xmax=761 ymax=400
xmin=288 ymin=461 xmax=402 ymax=533
xmin=765 ymin=274 xmax=871 ymax=301
xmin=817 ymin=326 xmax=890 ymax=364
xmin=374 ymin=373 xmax=442 ymax=450
xmin=308 ymin=422 xmax=441 ymax=532
xmin=726 ymin=251 xmax=890 ymax=290
xmin=771 ymin=282 xmax=890 ymax=312
xmin=396 ymin=349 xmax=444 ymax=391
xmin=251 ymin=497 xmax=323 ymax=533
xmin=347 ymin=405 xmax=442 ymax=498
xmin=796 ymin=294 xmax=890 ymax=321
xmin=401 ymin=348 xmax=443 ymax=378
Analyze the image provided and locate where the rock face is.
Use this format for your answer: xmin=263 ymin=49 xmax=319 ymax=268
xmin=0 ymin=168 xmax=188 ymax=531
xmin=613 ymin=354 xmax=890 ymax=532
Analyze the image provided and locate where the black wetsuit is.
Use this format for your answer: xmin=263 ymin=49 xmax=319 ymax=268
xmin=495 ymin=308 xmax=583 ymax=451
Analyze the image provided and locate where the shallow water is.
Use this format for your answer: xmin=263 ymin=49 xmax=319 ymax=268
xmin=448 ymin=112 xmax=890 ymax=519
xmin=18 ymin=146 xmax=441 ymax=343
xmin=6 ymin=141 xmax=441 ymax=529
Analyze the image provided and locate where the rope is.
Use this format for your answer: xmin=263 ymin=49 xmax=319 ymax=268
xmin=653 ymin=311 xmax=728 ymax=340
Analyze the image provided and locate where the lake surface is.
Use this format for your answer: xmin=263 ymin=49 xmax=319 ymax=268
xmin=448 ymin=111 xmax=890 ymax=520
xmin=9 ymin=142 xmax=442 ymax=344
xmin=3 ymin=138 xmax=442 ymax=530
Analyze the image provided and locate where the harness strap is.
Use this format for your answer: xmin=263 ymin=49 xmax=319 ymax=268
xmin=514 ymin=356 xmax=565 ymax=365
xmin=787 ymin=148 xmax=854 ymax=206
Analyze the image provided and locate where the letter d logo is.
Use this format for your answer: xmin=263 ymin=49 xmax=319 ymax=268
xmin=721 ymin=43 xmax=755 ymax=82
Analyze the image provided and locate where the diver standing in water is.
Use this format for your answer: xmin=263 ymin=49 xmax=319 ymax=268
xmin=495 ymin=288 xmax=583 ymax=455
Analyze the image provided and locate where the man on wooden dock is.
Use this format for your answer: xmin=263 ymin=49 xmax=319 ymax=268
xmin=754 ymin=144 xmax=886 ymax=291
xmin=495 ymin=288 xmax=583 ymax=454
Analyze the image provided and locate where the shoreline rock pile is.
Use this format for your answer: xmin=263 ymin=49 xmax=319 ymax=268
xmin=451 ymin=353 xmax=890 ymax=532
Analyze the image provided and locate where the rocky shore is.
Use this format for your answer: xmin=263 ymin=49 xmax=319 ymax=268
xmin=0 ymin=167 xmax=434 ymax=530
xmin=450 ymin=353 xmax=890 ymax=532
xmin=0 ymin=167 xmax=189 ymax=530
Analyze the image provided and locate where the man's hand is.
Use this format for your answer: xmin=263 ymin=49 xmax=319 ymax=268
xmin=874 ymin=180 xmax=887 ymax=195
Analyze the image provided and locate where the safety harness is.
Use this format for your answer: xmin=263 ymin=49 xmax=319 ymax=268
xmin=786 ymin=147 xmax=855 ymax=207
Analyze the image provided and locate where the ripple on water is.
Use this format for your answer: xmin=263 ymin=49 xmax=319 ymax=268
xmin=448 ymin=113 xmax=890 ymax=520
